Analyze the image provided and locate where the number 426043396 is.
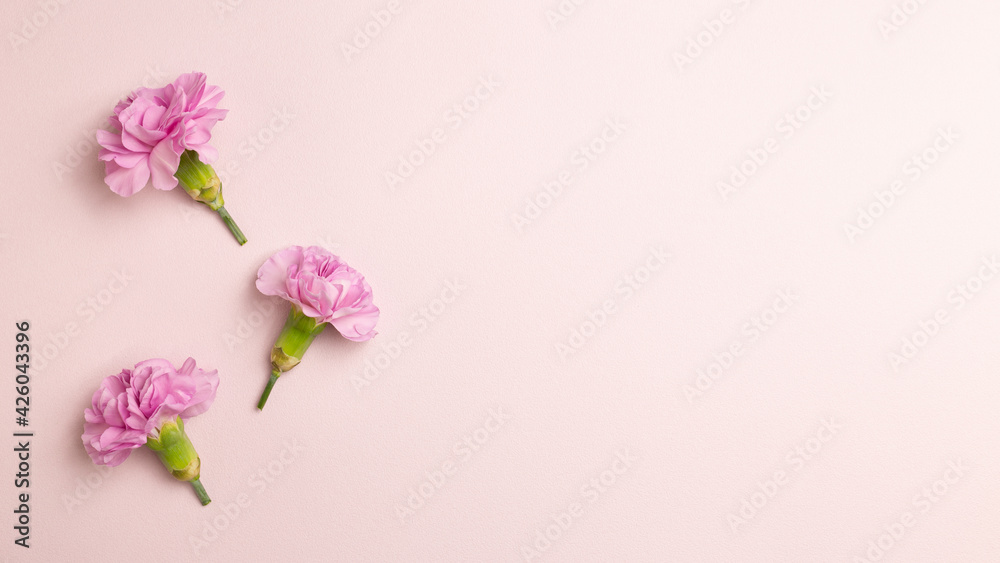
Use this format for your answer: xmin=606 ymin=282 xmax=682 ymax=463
xmin=15 ymin=321 xmax=29 ymax=424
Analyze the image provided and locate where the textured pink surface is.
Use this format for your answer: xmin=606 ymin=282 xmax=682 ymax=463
xmin=3 ymin=1 xmax=1000 ymax=561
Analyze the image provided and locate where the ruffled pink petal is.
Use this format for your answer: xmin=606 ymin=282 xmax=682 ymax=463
xmin=96 ymin=129 xmax=128 ymax=155
xmin=330 ymin=303 xmax=380 ymax=342
xmin=99 ymin=72 xmax=226 ymax=196
xmin=195 ymin=85 xmax=226 ymax=112
xmin=148 ymin=141 xmax=180 ymax=191
xmin=123 ymin=389 xmax=147 ymax=429
xmin=331 ymin=279 xmax=364 ymax=311
xmin=122 ymin=122 xmax=166 ymax=149
xmin=81 ymin=357 xmax=219 ymax=466
xmin=190 ymin=142 xmax=218 ymax=164
xmin=99 ymin=449 xmax=133 ymax=467
xmin=141 ymin=104 xmax=167 ymax=129
xmin=179 ymin=364 xmax=219 ymax=419
xmin=81 ymin=421 xmax=144 ymax=467
xmin=103 ymin=160 xmax=150 ymax=197
xmin=99 ymin=394 xmax=125 ymax=428
xmin=172 ymin=72 xmax=207 ymax=103
xmin=183 ymin=125 xmax=212 ymax=147
xmin=97 ymin=133 xmax=148 ymax=168
xmin=256 ymin=246 xmax=305 ymax=299
xmin=256 ymin=245 xmax=380 ymax=340
xmin=110 ymin=151 xmax=147 ymax=168
xmin=296 ymin=273 xmax=336 ymax=320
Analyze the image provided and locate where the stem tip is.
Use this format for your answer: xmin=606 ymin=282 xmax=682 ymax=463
xmin=191 ymin=478 xmax=211 ymax=506
xmin=217 ymin=206 xmax=247 ymax=246
xmin=258 ymin=372 xmax=279 ymax=410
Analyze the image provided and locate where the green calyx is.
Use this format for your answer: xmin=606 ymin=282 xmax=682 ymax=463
xmin=258 ymin=306 xmax=326 ymax=410
xmin=146 ymin=416 xmax=212 ymax=506
xmin=175 ymin=150 xmax=223 ymax=209
xmin=271 ymin=305 xmax=327 ymax=373
xmin=173 ymin=150 xmax=247 ymax=246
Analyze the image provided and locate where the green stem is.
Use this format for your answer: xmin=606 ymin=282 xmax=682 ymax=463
xmin=217 ymin=206 xmax=247 ymax=246
xmin=175 ymin=150 xmax=248 ymax=246
xmin=190 ymin=478 xmax=212 ymax=506
xmin=257 ymin=371 xmax=279 ymax=410
xmin=257 ymin=306 xmax=326 ymax=410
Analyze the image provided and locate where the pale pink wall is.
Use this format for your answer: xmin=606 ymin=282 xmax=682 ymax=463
xmin=2 ymin=0 xmax=999 ymax=561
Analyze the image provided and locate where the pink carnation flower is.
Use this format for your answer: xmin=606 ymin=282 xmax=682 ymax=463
xmin=256 ymin=246 xmax=380 ymax=342
xmin=82 ymin=358 xmax=219 ymax=467
xmin=96 ymin=72 xmax=227 ymax=197
xmin=254 ymin=246 xmax=379 ymax=409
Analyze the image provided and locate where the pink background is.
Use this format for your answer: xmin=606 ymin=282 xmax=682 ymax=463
xmin=3 ymin=0 xmax=1000 ymax=561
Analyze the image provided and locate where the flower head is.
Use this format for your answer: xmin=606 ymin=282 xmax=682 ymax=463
xmin=96 ymin=72 xmax=227 ymax=197
xmin=82 ymin=358 xmax=219 ymax=467
xmin=256 ymin=246 xmax=379 ymax=341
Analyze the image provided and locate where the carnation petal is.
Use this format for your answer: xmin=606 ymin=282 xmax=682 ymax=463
xmin=96 ymin=129 xmax=128 ymax=155
xmin=81 ymin=357 xmax=218 ymax=466
xmin=104 ymin=160 xmax=150 ymax=196
xmin=100 ymin=73 xmax=227 ymax=197
xmin=148 ymin=141 xmax=181 ymax=191
xmin=256 ymin=246 xmax=305 ymax=299
xmin=109 ymin=151 xmax=147 ymax=168
xmin=100 ymin=449 xmax=134 ymax=467
xmin=183 ymin=125 xmax=212 ymax=147
xmin=190 ymin=142 xmax=218 ymax=164
xmin=122 ymin=121 xmax=167 ymax=149
xmin=257 ymin=246 xmax=379 ymax=338
xmin=330 ymin=303 xmax=380 ymax=342
xmin=179 ymin=365 xmax=219 ymax=419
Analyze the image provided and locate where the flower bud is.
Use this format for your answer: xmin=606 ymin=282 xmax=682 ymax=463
xmin=173 ymin=150 xmax=246 ymax=245
xmin=146 ymin=417 xmax=211 ymax=505
xmin=174 ymin=150 xmax=224 ymax=210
